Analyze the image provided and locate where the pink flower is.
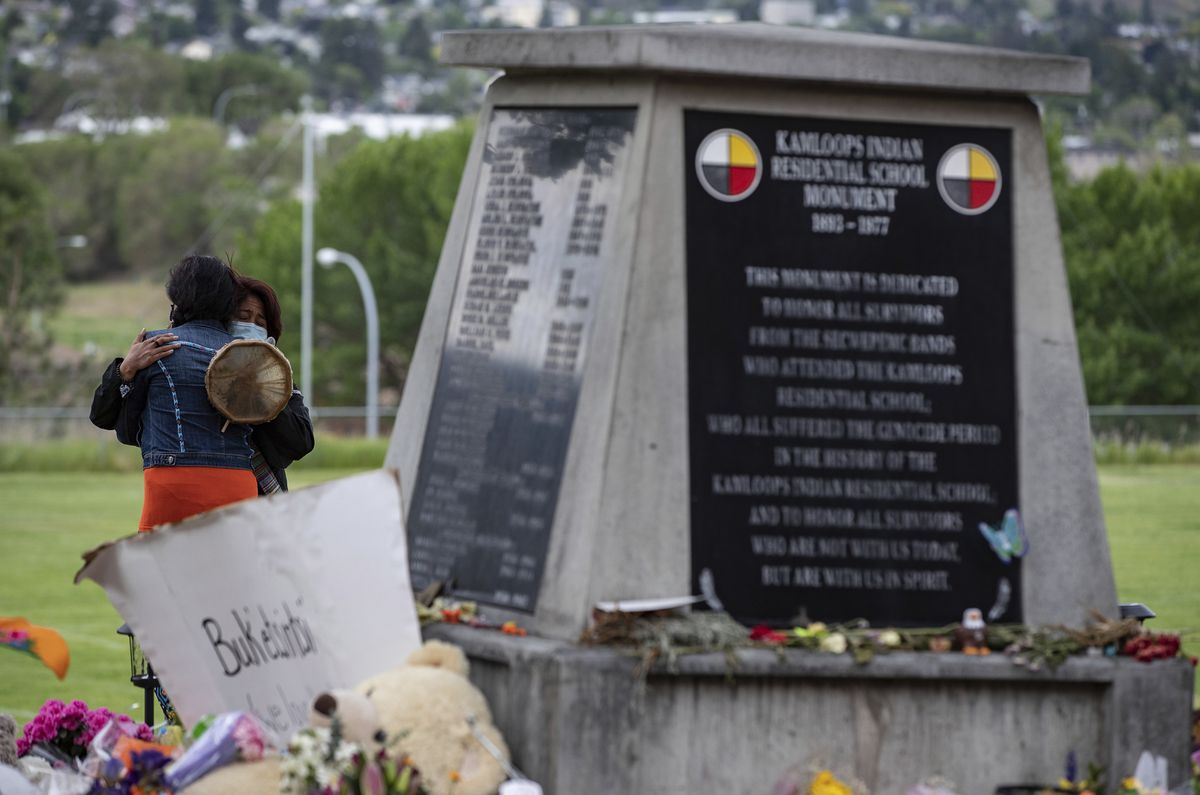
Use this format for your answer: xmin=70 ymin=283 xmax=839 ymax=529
xmin=16 ymin=737 xmax=29 ymax=756
xmin=363 ymin=762 xmax=384 ymax=795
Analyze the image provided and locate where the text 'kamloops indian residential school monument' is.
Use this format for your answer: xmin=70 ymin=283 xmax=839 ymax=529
xmin=384 ymin=23 xmax=1195 ymax=794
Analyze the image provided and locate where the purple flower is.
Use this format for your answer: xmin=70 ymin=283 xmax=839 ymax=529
xmin=39 ymin=700 xmax=65 ymax=718
xmin=16 ymin=737 xmax=29 ymax=756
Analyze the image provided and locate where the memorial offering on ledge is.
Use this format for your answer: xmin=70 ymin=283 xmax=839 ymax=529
xmin=162 ymin=711 xmax=267 ymax=791
xmin=16 ymin=699 xmax=151 ymax=763
xmin=280 ymin=725 xmax=427 ymax=795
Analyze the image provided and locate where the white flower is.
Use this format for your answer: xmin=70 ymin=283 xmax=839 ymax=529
xmin=820 ymin=633 xmax=848 ymax=654
xmin=879 ymin=630 xmax=902 ymax=648
xmin=334 ymin=739 xmax=362 ymax=764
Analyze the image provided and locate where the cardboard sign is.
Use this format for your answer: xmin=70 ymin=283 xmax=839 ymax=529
xmin=78 ymin=470 xmax=420 ymax=741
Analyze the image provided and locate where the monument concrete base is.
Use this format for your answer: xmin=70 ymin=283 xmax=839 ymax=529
xmin=426 ymin=624 xmax=1194 ymax=794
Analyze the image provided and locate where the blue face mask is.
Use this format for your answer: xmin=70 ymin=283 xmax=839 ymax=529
xmin=229 ymin=321 xmax=274 ymax=345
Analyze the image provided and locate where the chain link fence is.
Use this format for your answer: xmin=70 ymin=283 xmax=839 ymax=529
xmin=0 ymin=406 xmax=398 ymax=442
xmin=4 ymin=405 xmax=1199 ymax=444
xmin=1088 ymin=406 xmax=1200 ymax=446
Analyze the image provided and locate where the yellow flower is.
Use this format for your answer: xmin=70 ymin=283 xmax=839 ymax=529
xmin=808 ymin=622 xmax=828 ymax=634
xmin=808 ymin=770 xmax=853 ymax=795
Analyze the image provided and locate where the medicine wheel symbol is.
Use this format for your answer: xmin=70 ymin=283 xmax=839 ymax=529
xmin=695 ymin=129 xmax=762 ymax=202
xmin=937 ymin=144 xmax=1002 ymax=215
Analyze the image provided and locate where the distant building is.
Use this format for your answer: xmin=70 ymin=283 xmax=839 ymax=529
xmin=631 ymin=9 xmax=739 ymax=24
xmin=180 ymin=39 xmax=214 ymax=61
xmin=479 ymin=0 xmax=543 ymax=28
xmin=545 ymin=1 xmax=580 ymax=27
xmin=759 ymin=0 xmax=814 ymax=27
xmin=310 ymin=112 xmax=456 ymax=143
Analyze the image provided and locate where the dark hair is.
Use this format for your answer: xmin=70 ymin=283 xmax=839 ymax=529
xmin=166 ymin=255 xmax=238 ymax=326
xmin=235 ymin=276 xmax=284 ymax=342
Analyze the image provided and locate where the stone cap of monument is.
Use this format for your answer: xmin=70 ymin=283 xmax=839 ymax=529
xmin=440 ymin=23 xmax=1090 ymax=96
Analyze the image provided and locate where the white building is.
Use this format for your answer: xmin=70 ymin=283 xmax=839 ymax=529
xmin=759 ymin=0 xmax=815 ymax=27
xmin=631 ymin=9 xmax=739 ymax=24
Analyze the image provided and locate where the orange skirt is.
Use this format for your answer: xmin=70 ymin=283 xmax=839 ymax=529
xmin=138 ymin=466 xmax=257 ymax=532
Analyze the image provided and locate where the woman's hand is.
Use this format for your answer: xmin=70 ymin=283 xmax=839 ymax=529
xmin=119 ymin=330 xmax=180 ymax=383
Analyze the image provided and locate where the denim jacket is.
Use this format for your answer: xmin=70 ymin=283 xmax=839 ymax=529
xmin=116 ymin=319 xmax=255 ymax=471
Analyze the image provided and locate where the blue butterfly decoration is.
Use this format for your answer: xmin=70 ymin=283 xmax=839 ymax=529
xmin=978 ymin=508 xmax=1028 ymax=564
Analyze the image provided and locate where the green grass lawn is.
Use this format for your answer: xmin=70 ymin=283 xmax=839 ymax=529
xmin=1098 ymin=466 xmax=1200 ymax=654
xmin=1 ymin=465 xmax=1196 ymax=725
xmin=47 ymin=280 xmax=170 ymax=362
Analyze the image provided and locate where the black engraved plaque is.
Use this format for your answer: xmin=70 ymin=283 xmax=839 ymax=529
xmin=685 ymin=110 xmax=1019 ymax=627
xmin=407 ymin=108 xmax=637 ymax=612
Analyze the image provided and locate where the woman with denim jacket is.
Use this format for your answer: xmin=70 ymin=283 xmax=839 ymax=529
xmin=109 ymin=255 xmax=259 ymax=531
xmin=90 ymin=273 xmax=315 ymax=495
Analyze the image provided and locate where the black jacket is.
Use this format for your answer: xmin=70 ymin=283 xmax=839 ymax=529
xmin=89 ymin=357 xmax=315 ymax=491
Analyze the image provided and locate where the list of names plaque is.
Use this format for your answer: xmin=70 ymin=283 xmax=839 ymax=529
xmin=408 ymin=108 xmax=637 ymax=612
xmin=685 ymin=110 xmax=1018 ymax=626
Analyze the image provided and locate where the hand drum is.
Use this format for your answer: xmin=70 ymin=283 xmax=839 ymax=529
xmin=204 ymin=339 xmax=293 ymax=425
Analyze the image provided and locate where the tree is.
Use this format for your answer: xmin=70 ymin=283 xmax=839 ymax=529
xmin=1055 ymin=159 xmax=1200 ymax=404
xmin=235 ymin=123 xmax=474 ymax=405
xmin=63 ymin=0 xmax=116 ymax=46
xmin=231 ymin=6 xmax=251 ymax=47
xmin=115 ymin=118 xmax=232 ymax=274
xmin=183 ymin=52 xmax=309 ymax=124
xmin=317 ymin=19 xmax=385 ymax=103
xmin=194 ymin=0 xmax=220 ymax=37
xmin=0 ymin=149 xmax=61 ymax=397
xmin=398 ymin=16 xmax=433 ymax=65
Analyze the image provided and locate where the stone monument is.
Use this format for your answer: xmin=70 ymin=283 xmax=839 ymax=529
xmin=386 ymin=24 xmax=1193 ymax=793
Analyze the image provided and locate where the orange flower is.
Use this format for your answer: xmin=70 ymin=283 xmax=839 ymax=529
xmin=441 ymin=608 xmax=462 ymax=624
xmin=501 ymin=621 xmax=527 ymax=636
xmin=449 ymin=771 xmax=462 ymax=782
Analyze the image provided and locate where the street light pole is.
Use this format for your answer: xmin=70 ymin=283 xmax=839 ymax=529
xmin=212 ymin=84 xmax=259 ymax=126
xmin=300 ymin=95 xmax=314 ymax=404
xmin=316 ymin=248 xmax=379 ymax=439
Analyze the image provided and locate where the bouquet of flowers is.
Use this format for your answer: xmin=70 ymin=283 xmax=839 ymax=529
xmin=162 ymin=711 xmax=266 ymax=790
xmin=280 ymin=723 xmax=427 ymax=795
xmin=17 ymin=699 xmax=152 ymax=763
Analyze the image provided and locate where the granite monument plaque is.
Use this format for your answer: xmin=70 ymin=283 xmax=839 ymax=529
xmin=685 ymin=110 xmax=1018 ymax=626
xmin=407 ymin=107 xmax=637 ymax=611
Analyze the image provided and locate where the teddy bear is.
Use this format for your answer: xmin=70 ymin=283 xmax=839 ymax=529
xmin=184 ymin=689 xmax=384 ymax=795
xmin=0 ymin=714 xmax=18 ymax=767
xmin=356 ymin=640 xmax=509 ymax=795
xmin=183 ymin=641 xmax=511 ymax=795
